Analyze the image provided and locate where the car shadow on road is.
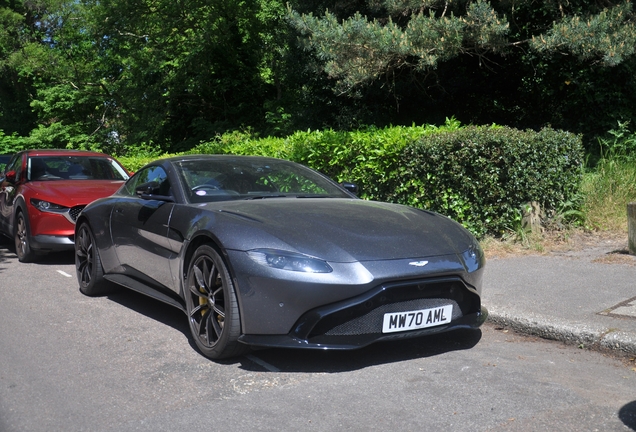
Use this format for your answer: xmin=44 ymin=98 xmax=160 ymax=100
xmin=105 ymin=287 xmax=191 ymax=339
xmin=619 ymin=400 xmax=636 ymax=430
xmin=0 ymin=236 xmax=13 ymax=271
xmin=33 ymin=250 xmax=75 ymax=265
xmin=0 ymin=235 xmax=75 ymax=266
xmin=240 ymin=329 xmax=483 ymax=373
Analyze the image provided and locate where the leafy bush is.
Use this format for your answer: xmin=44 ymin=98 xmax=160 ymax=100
xmin=0 ymin=130 xmax=31 ymax=155
xmin=285 ymin=119 xmax=463 ymax=201
xmin=393 ymin=126 xmax=584 ymax=236
xmin=115 ymin=143 xmax=177 ymax=172
xmin=597 ymin=120 xmax=636 ymax=160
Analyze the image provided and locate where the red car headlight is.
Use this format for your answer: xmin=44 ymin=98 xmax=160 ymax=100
xmin=30 ymin=198 xmax=68 ymax=213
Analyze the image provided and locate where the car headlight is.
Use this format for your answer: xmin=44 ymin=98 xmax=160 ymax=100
xmin=30 ymin=198 xmax=68 ymax=213
xmin=247 ymin=249 xmax=333 ymax=273
xmin=461 ymin=240 xmax=485 ymax=273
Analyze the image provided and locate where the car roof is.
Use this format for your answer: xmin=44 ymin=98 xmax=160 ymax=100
xmin=20 ymin=149 xmax=113 ymax=158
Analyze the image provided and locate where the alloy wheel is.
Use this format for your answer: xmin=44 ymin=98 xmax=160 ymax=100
xmin=75 ymin=225 xmax=93 ymax=287
xmin=14 ymin=212 xmax=35 ymax=262
xmin=188 ymin=254 xmax=226 ymax=347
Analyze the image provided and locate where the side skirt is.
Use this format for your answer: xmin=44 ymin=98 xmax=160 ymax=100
xmin=104 ymin=274 xmax=186 ymax=313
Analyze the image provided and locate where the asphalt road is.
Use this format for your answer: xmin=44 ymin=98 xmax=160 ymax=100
xmin=0 ymin=237 xmax=635 ymax=431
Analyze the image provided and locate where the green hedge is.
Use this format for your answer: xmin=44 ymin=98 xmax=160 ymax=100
xmin=392 ymin=126 xmax=584 ymax=236
xmin=117 ymin=122 xmax=584 ymax=237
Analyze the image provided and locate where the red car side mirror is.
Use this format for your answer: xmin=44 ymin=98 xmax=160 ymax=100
xmin=4 ymin=170 xmax=16 ymax=183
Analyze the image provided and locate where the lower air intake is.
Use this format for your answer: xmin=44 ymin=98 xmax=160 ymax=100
xmin=324 ymin=298 xmax=462 ymax=336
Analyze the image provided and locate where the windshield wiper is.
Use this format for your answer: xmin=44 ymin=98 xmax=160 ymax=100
xmin=243 ymin=193 xmax=332 ymax=200
xmin=243 ymin=194 xmax=288 ymax=200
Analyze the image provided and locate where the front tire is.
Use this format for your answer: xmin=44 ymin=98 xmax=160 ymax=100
xmin=14 ymin=211 xmax=36 ymax=263
xmin=75 ymin=222 xmax=116 ymax=296
xmin=185 ymin=244 xmax=248 ymax=359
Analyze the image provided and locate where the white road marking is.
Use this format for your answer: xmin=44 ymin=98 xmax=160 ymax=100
xmin=57 ymin=270 xmax=73 ymax=278
xmin=246 ymin=354 xmax=280 ymax=372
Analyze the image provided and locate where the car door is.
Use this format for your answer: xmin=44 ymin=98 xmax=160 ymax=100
xmin=0 ymin=153 xmax=24 ymax=235
xmin=111 ymin=165 xmax=177 ymax=291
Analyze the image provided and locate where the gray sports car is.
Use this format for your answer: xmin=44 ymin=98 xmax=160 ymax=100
xmin=75 ymin=155 xmax=487 ymax=359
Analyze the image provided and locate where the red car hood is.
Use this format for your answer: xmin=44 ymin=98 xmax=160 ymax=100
xmin=27 ymin=180 xmax=124 ymax=207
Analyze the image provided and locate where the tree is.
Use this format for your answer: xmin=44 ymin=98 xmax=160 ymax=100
xmin=288 ymin=1 xmax=636 ymax=145
xmin=3 ymin=0 xmax=296 ymax=153
xmin=0 ymin=0 xmax=39 ymax=137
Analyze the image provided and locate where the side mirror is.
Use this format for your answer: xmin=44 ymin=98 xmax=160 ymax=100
xmin=135 ymin=181 xmax=174 ymax=202
xmin=340 ymin=182 xmax=358 ymax=195
xmin=5 ymin=170 xmax=16 ymax=183
xmin=135 ymin=180 xmax=160 ymax=196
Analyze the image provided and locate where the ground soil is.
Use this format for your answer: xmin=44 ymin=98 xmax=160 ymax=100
xmin=482 ymin=229 xmax=636 ymax=264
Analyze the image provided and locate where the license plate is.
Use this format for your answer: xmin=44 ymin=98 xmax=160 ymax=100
xmin=382 ymin=305 xmax=453 ymax=333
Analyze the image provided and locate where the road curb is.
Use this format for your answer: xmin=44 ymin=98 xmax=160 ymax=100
xmin=486 ymin=308 xmax=636 ymax=356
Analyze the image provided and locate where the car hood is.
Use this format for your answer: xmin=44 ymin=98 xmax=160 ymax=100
xmin=28 ymin=180 xmax=124 ymax=206
xmin=210 ymin=198 xmax=474 ymax=262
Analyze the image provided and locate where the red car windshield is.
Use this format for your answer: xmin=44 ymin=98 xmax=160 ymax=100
xmin=27 ymin=156 xmax=129 ymax=181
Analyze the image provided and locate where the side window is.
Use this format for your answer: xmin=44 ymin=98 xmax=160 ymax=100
xmin=5 ymin=154 xmax=23 ymax=182
xmin=121 ymin=166 xmax=170 ymax=197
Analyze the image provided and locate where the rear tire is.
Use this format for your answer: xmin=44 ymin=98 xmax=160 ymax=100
xmin=14 ymin=211 xmax=36 ymax=263
xmin=185 ymin=244 xmax=249 ymax=359
xmin=75 ymin=222 xmax=116 ymax=296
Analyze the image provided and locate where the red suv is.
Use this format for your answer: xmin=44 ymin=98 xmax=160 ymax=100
xmin=0 ymin=150 xmax=130 ymax=262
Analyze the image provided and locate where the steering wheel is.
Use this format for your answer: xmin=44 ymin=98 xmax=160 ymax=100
xmin=191 ymin=184 xmax=220 ymax=192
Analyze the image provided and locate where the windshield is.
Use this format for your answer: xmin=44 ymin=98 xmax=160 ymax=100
xmin=175 ymin=158 xmax=351 ymax=203
xmin=0 ymin=155 xmax=10 ymax=173
xmin=27 ymin=156 xmax=129 ymax=181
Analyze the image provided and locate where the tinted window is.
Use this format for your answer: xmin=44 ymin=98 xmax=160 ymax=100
xmin=0 ymin=155 xmax=11 ymax=173
xmin=5 ymin=153 xmax=23 ymax=181
xmin=175 ymin=158 xmax=350 ymax=203
xmin=121 ymin=165 xmax=171 ymax=197
xmin=27 ymin=156 xmax=129 ymax=181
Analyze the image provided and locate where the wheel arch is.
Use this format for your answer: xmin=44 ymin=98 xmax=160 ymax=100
xmin=11 ymin=195 xmax=28 ymax=233
xmin=75 ymin=214 xmax=89 ymax=235
xmin=74 ymin=210 xmax=119 ymax=274
xmin=181 ymin=232 xmax=247 ymax=333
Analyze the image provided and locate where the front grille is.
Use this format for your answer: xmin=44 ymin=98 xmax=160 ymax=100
xmin=325 ymin=298 xmax=462 ymax=336
xmin=300 ymin=277 xmax=481 ymax=340
xmin=69 ymin=205 xmax=85 ymax=222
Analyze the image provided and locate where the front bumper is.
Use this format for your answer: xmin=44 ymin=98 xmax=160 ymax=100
xmin=238 ymin=276 xmax=487 ymax=350
xmin=30 ymin=234 xmax=75 ymax=251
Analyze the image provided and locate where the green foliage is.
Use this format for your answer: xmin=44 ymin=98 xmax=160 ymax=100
xmin=289 ymin=0 xmax=636 ymax=90
xmin=1 ymin=0 xmax=633 ymax=157
xmin=288 ymin=0 xmax=509 ymax=90
xmin=597 ymin=120 xmax=636 ymax=160
xmin=285 ymin=118 xmax=462 ymax=200
xmin=0 ymin=0 xmax=38 ymax=136
xmin=582 ymin=154 xmax=636 ymax=232
xmin=174 ymin=120 xmax=582 ymax=238
xmin=115 ymin=143 xmax=177 ymax=172
xmin=1 ymin=0 xmax=295 ymax=153
xmin=0 ymin=129 xmax=29 ymax=154
xmin=392 ymin=126 xmax=584 ymax=236
xmin=283 ymin=0 xmax=636 ymax=150
xmin=531 ymin=3 xmax=636 ymax=66
xmin=193 ymin=130 xmax=291 ymax=158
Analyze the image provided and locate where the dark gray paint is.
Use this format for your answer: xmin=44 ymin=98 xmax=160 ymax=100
xmin=76 ymin=155 xmax=485 ymax=347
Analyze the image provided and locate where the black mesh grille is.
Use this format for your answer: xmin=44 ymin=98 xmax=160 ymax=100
xmin=69 ymin=205 xmax=85 ymax=222
xmin=300 ymin=277 xmax=481 ymax=340
xmin=324 ymin=298 xmax=462 ymax=336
